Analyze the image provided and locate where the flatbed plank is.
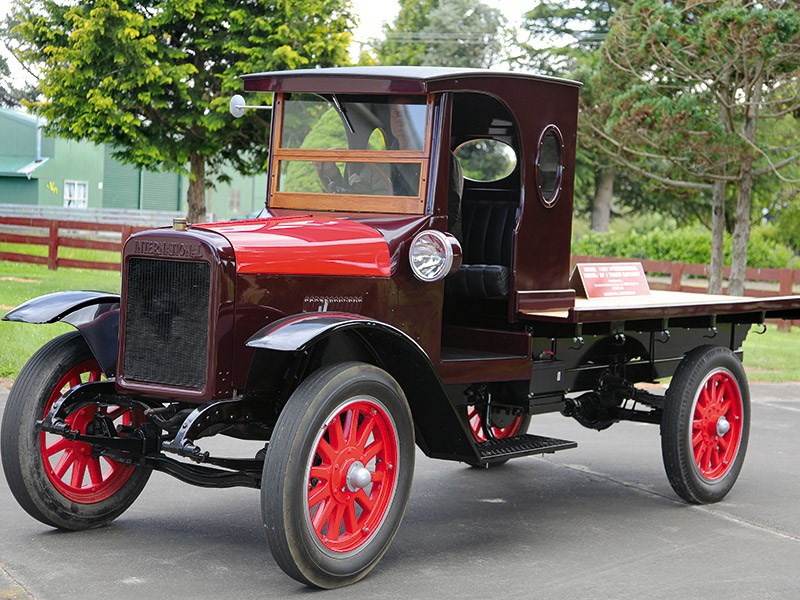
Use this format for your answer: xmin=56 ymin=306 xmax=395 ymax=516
xmin=520 ymin=290 xmax=800 ymax=324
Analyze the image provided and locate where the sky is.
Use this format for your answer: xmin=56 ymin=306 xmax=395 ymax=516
xmin=1 ymin=0 xmax=537 ymax=87
xmin=350 ymin=0 xmax=534 ymax=49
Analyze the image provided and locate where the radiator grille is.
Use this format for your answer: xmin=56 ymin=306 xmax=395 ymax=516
xmin=123 ymin=258 xmax=211 ymax=389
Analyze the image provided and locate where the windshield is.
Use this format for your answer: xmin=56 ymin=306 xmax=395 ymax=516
xmin=270 ymin=93 xmax=431 ymax=215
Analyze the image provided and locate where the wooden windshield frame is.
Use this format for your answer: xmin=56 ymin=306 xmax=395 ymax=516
xmin=269 ymin=93 xmax=433 ymax=215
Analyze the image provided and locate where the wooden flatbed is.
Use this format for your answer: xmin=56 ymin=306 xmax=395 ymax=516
xmin=521 ymin=290 xmax=800 ymax=323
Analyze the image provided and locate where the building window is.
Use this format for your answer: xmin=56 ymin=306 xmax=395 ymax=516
xmin=64 ymin=181 xmax=89 ymax=208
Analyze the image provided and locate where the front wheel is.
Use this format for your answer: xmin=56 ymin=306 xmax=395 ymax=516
xmin=661 ymin=346 xmax=750 ymax=504
xmin=262 ymin=362 xmax=415 ymax=588
xmin=1 ymin=331 xmax=150 ymax=530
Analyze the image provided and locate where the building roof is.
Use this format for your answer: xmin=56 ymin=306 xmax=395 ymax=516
xmin=0 ymin=155 xmax=49 ymax=178
xmin=0 ymin=108 xmax=40 ymax=128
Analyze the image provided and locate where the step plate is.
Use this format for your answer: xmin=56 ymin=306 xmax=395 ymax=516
xmin=477 ymin=434 xmax=577 ymax=464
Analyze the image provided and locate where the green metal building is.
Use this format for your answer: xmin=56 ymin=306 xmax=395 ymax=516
xmin=0 ymin=108 xmax=268 ymax=220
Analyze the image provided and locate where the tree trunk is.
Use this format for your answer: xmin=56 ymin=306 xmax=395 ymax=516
xmin=187 ymin=152 xmax=207 ymax=224
xmin=708 ymin=180 xmax=726 ymax=294
xmin=728 ymin=71 xmax=763 ymax=297
xmin=591 ymin=166 xmax=614 ymax=232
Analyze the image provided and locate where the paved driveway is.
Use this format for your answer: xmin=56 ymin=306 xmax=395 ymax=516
xmin=1 ymin=383 xmax=799 ymax=599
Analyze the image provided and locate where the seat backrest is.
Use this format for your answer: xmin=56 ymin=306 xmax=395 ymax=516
xmin=460 ymin=196 xmax=517 ymax=267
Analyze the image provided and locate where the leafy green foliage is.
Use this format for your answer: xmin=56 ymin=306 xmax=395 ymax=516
xmin=11 ymin=0 xmax=355 ymax=221
xmin=573 ymin=226 xmax=795 ymax=269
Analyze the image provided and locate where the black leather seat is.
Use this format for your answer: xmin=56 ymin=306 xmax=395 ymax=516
xmin=446 ymin=197 xmax=517 ymax=300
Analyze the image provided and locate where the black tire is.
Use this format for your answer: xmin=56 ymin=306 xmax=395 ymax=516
xmin=1 ymin=331 xmax=150 ymax=530
xmin=662 ymin=346 xmax=750 ymax=504
xmin=262 ymin=362 xmax=415 ymax=588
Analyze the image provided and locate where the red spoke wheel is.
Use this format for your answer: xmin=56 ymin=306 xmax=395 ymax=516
xmin=662 ymin=346 xmax=750 ymax=504
xmin=2 ymin=332 xmax=150 ymax=530
xmin=40 ymin=360 xmax=142 ymax=504
xmin=466 ymin=405 xmax=528 ymax=442
xmin=263 ymin=362 xmax=414 ymax=588
xmin=465 ymin=404 xmax=530 ymax=468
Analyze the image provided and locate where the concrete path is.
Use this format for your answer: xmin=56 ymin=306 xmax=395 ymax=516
xmin=1 ymin=383 xmax=798 ymax=599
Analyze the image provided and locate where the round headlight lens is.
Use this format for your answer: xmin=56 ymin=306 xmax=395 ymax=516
xmin=409 ymin=230 xmax=454 ymax=282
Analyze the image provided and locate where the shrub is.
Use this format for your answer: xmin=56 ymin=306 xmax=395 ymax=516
xmin=572 ymin=226 xmax=796 ymax=269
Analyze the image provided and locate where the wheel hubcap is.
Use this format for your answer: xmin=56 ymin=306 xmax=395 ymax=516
xmin=305 ymin=398 xmax=399 ymax=554
xmin=691 ymin=369 xmax=743 ymax=481
xmin=716 ymin=415 xmax=731 ymax=437
xmin=346 ymin=461 xmax=372 ymax=491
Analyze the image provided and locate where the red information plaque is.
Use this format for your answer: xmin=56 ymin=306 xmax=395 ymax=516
xmin=570 ymin=263 xmax=651 ymax=299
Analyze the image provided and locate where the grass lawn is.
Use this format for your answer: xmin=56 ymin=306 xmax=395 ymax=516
xmin=741 ymin=324 xmax=800 ymax=382
xmin=0 ymin=258 xmax=120 ymax=381
xmin=1 ymin=255 xmax=799 ymax=384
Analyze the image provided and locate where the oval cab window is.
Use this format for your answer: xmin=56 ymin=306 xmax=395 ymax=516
xmin=454 ymin=139 xmax=517 ymax=182
xmin=537 ymin=127 xmax=563 ymax=207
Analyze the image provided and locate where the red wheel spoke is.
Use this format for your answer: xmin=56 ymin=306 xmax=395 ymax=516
xmin=45 ymin=437 xmax=70 ymax=457
xmin=54 ymin=451 xmax=76 ymax=479
xmin=370 ymin=470 xmax=385 ymax=483
xmin=344 ymin=500 xmax=359 ymax=533
xmin=70 ymin=457 xmax=88 ymax=489
xmin=308 ymin=482 xmax=331 ymax=508
xmin=718 ymin=435 xmax=730 ymax=451
xmin=328 ymin=416 xmax=346 ymax=451
xmin=692 ymin=431 xmax=703 ymax=448
xmin=312 ymin=498 xmax=335 ymax=532
xmin=356 ymin=414 xmax=377 ymax=452
xmin=362 ymin=440 xmax=384 ymax=464
xmin=88 ymin=458 xmax=104 ymax=485
xmin=327 ymin=503 xmax=346 ymax=541
xmin=343 ymin=408 xmax=358 ymax=445
xmin=309 ymin=466 xmax=331 ymax=482
xmin=88 ymin=371 xmax=101 ymax=383
xmin=315 ymin=438 xmax=336 ymax=463
xmin=355 ymin=489 xmax=374 ymax=512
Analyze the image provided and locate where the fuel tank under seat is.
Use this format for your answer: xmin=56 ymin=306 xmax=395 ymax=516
xmin=445 ymin=195 xmax=516 ymax=299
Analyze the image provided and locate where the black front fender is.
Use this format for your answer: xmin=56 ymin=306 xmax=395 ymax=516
xmin=3 ymin=291 xmax=120 ymax=376
xmin=246 ymin=313 xmax=479 ymax=462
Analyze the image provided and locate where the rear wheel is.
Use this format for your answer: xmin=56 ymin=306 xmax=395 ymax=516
xmin=262 ymin=362 xmax=414 ymax=588
xmin=661 ymin=346 xmax=749 ymax=504
xmin=466 ymin=404 xmax=530 ymax=468
xmin=1 ymin=331 xmax=150 ymax=530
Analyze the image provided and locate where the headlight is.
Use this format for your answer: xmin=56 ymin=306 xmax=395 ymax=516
xmin=409 ymin=230 xmax=462 ymax=282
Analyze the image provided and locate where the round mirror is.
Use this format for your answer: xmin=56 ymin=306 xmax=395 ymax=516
xmin=537 ymin=127 xmax=563 ymax=207
xmin=453 ymin=139 xmax=517 ymax=182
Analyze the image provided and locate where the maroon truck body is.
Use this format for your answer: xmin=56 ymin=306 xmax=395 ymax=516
xmin=4 ymin=67 xmax=800 ymax=589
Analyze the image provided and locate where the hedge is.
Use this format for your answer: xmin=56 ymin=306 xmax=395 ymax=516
xmin=572 ymin=227 xmax=796 ymax=269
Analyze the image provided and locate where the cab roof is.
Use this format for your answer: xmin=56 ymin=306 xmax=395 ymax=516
xmin=241 ymin=66 xmax=581 ymax=95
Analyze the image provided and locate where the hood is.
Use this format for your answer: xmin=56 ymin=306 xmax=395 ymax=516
xmin=195 ymin=216 xmax=392 ymax=277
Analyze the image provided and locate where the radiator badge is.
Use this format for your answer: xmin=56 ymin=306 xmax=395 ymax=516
xmin=133 ymin=240 xmax=203 ymax=259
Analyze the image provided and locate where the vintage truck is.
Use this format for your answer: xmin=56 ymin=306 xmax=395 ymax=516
xmin=3 ymin=67 xmax=800 ymax=588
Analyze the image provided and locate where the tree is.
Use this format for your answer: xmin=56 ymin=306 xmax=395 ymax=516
xmin=374 ymin=0 xmax=439 ymax=66
xmin=522 ymin=2 xmax=621 ymax=231
xmin=590 ymin=1 xmax=800 ymax=294
xmin=11 ymin=0 xmax=354 ymax=223
xmin=375 ymin=0 xmax=506 ymax=69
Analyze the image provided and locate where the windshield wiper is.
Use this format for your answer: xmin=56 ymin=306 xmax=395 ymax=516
xmin=330 ymin=94 xmax=355 ymax=134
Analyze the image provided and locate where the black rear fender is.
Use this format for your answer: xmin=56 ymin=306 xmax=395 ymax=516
xmin=246 ymin=313 xmax=477 ymax=460
xmin=3 ymin=291 xmax=120 ymax=376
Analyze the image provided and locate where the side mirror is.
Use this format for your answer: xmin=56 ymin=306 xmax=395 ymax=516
xmin=229 ymin=94 xmax=272 ymax=119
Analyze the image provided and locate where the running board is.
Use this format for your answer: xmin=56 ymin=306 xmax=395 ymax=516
xmin=476 ymin=434 xmax=577 ymax=464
